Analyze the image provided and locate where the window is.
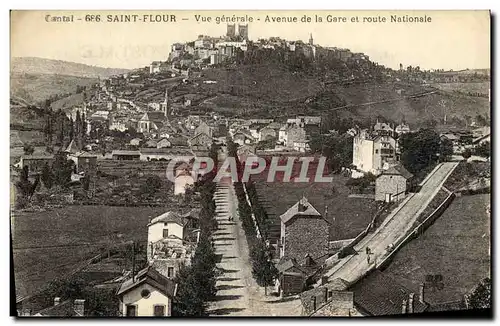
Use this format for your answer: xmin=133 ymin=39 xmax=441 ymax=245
xmin=153 ymin=305 xmax=165 ymax=317
xmin=375 ymin=149 xmax=379 ymax=154
xmin=141 ymin=289 xmax=151 ymax=298
xmin=167 ymin=267 xmax=174 ymax=278
xmin=125 ymin=304 xmax=137 ymax=317
xmin=163 ymin=229 xmax=169 ymax=238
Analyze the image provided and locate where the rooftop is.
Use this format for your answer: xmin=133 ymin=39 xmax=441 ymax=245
xmin=148 ymin=211 xmax=185 ymax=227
xmin=116 ymin=266 xmax=177 ymax=298
xmin=349 ymin=270 xmax=428 ymax=316
xmin=280 ymin=196 xmax=323 ymax=225
xmin=111 ymin=150 xmax=141 ymax=156
xmin=379 ymin=164 xmax=413 ymax=180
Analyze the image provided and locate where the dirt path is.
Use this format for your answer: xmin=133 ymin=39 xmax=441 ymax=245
xmin=208 ymin=177 xmax=302 ymax=316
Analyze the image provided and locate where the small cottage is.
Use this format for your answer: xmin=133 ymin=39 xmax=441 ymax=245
xmin=117 ymin=266 xmax=177 ymax=317
xmin=375 ymin=164 xmax=414 ymax=202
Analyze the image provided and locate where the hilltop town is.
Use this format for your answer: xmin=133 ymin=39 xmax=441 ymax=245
xmin=11 ymin=23 xmax=490 ymax=317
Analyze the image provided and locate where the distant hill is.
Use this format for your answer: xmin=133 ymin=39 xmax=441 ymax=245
xmin=195 ymin=64 xmax=490 ymax=129
xmin=10 ymin=72 xmax=97 ymax=104
xmin=11 ymin=57 xmax=129 ymax=78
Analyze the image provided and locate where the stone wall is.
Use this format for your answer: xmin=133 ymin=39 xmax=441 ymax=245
xmin=285 ymin=216 xmax=329 ymax=264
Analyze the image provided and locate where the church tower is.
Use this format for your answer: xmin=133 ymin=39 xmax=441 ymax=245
xmin=309 ymin=33 xmax=314 ymax=45
xmin=161 ymin=88 xmax=169 ymax=118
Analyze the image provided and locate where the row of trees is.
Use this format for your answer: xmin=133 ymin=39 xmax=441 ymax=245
xmin=309 ymin=132 xmax=354 ymax=174
xmin=43 ymin=109 xmax=87 ymax=151
xmin=463 ymin=141 xmax=491 ymax=160
xmin=227 ymin=138 xmax=278 ymax=295
xmin=399 ymin=128 xmax=453 ymax=177
xmin=172 ymin=145 xmax=219 ymax=316
xmin=15 ymin=152 xmax=76 ymax=209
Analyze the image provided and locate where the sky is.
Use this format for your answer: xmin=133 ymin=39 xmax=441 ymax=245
xmin=10 ymin=10 xmax=490 ymax=71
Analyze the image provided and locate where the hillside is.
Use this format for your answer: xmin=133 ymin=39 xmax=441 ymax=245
xmin=192 ymin=64 xmax=490 ymax=128
xmin=11 ymin=57 xmax=129 ymax=78
xmin=10 ymin=72 xmax=97 ymax=104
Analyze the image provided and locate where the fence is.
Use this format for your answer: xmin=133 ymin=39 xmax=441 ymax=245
xmin=242 ymin=182 xmax=262 ymax=239
xmin=72 ymin=201 xmax=166 ymax=207
xmin=377 ymin=192 xmax=456 ymax=270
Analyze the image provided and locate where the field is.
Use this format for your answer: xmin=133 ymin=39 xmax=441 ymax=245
xmin=201 ymin=64 xmax=322 ymax=103
xmin=12 ymin=205 xmax=167 ymax=299
xmin=50 ymin=93 xmax=86 ymax=111
xmin=383 ymin=194 xmax=490 ymax=305
xmin=251 ymin=161 xmax=379 ymax=242
xmin=10 ymin=72 xmax=97 ymax=104
xmin=431 ymin=82 xmax=490 ymax=95
xmin=195 ymin=65 xmax=490 ymax=128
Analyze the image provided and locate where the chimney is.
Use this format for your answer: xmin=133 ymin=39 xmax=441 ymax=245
xmin=402 ymin=299 xmax=407 ymax=314
xmin=54 ymin=297 xmax=61 ymax=306
xmin=419 ymin=283 xmax=425 ymax=304
xmin=74 ymin=299 xmax=85 ymax=317
xmin=311 ymin=296 xmax=317 ymax=312
xmin=408 ymin=293 xmax=414 ymax=314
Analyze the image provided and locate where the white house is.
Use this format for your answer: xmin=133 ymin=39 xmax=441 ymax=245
xmin=147 ymin=212 xmax=186 ymax=251
xmin=278 ymin=126 xmax=288 ymax=145
xmin=352 ymin=130 xmax=397 ymax=175
xmin=117 ymin=266 xmax=177 ymax=317
xmin=156 ymin=138 xmax=172 ymax=149
xmin=174 ymin=169 xmax=195 ymax=196
xmin=130 ymin=138 xmax=142 ymax=147
xmin=109 ymin=121 xmax=127 ymax=132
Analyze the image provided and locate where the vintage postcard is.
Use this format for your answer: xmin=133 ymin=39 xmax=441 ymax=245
xmin=10 ymin=10 xmax=491 ymax=317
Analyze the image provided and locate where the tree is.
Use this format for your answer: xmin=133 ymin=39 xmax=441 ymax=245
xmin=15 ymin=166 xmax=33 ymax=207
xmin=250 ymin=241 xmax=278 ymax=295
xmin=53 ymin=152 xmax=74 ymax=187
xmin=439 ymin=138 xmax=454 ymax=162
xmin=139 ymin=175 xmax=163 ymax=195
xmin=468 ymin=278 xmax=491 ymax=309
xmin=41 ymin=163 xmax=54 ymax=189
xmin=172 ymin=265 xmax=209 ymax=316
xmin=69 ymin=118 xmax=75 ymax=141
xmin=399 ymin=129 xmax=441 ymax=175
xmin=82 ymin=175 xmax=91 ymax=191
xmin=23 ymin=144 xmax=35 ymax=155
xmin=475 ymin=141 xmax=490 ymax=159
xmin=311 ymin=133 xmax=353 ymax=173
xmin=191 ymin=235 xmax=218 ymax=302
xmin=462 ymin=148 xmax=472 ymax=159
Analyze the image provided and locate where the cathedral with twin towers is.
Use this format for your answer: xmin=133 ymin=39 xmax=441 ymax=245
xmin=225 ymin=23 xmax=249 ymax=41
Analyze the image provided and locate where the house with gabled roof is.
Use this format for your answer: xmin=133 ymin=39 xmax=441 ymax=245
xmin=137 ymin=112 xmax=167 ymax=133
xmin=375 ymin=164 xmax=414 ymax=202
xmin=32 ymin=298 xmax=86 ymax=317
xmin=188 ymin=132 xmax=213 ymax=151
xmin=156 ymin=138 xmax=172 ymax=149
xmin=279 ymin=197 xmax=330 ymax=266
xmin=117 ymin=266 xmax=177 ymax=317
xmin=147 ymin=211 xmax=199 ymax=257
xmin=65 ymin=139 xmax=97 ymax=175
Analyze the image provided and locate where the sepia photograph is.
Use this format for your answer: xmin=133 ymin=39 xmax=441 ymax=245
xmin=10 ymin=9 xmax=491 ymax=317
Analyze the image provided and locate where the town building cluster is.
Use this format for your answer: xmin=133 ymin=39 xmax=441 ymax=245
xmin=146 ymin=24 xmax=371 ymax=76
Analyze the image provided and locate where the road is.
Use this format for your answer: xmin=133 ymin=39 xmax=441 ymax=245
xmin=207 ymin=174 xmax=302 ymax=316
xmin=323 ymin=162 xmax=459 ymax=284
